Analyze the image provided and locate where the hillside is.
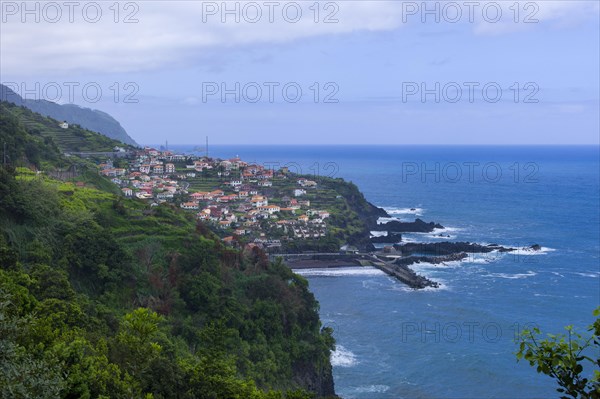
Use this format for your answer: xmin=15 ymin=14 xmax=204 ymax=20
xmin=0 ymin=84 xmax=138 ymax=146
xmin=0 ymin=104 xmax=337 ymax=398
xmin=1 ymin=101 xmax=136 ymax=156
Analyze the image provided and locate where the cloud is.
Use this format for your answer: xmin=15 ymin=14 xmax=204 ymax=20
xmin=472 ymin=0 xmax=599 ymax=35
xmin=1 ymin=1 xmax=597 ymax=76
xmin=0 ymin=1 xmax=405 ymax=75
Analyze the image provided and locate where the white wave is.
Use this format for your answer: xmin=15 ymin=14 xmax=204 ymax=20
xmin=485 ymin=271 xmax=537 ymax=279
xmin=511 ymin=246 xmax=556 ymax=256
xmin=377 ymin=217 xmax=400 ymax=224
xmin=370 ymin=231 xmax=388 ymax=237
xmin=383 ymin=207 xmax=424 ymax=216
xmin=399 ymin=236 xmax=421 ymax=243
xmin=294 ymin=267 xmax=386 ymax=277
xmin=331 ymin=345 xmax=358 ymax=367
xmin=422 ymin=279 xmax=450 ymax=291
xmin=462 ymin=257 xmax=493 ymax=264
xmin=353 ymin=385 xmax=390 ymax=393
xmin=431 ymin=226 xmax=463 ymax=234
xmin=573 ymin=272 xmax=600 ymax=278
xmin=425 ymin=234 xmax=457 ymax=240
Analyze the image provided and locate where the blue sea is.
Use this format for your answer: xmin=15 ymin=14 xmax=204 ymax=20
xmin=172 ymin=145 xmax=600 ymax=399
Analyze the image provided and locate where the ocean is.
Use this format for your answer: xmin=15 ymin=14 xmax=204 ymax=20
xmin=171 ymin=145 xmax=600 ymax=399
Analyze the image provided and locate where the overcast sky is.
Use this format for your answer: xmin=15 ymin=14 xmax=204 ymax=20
xmin=1 ymin=0 xmax=598 ymax=145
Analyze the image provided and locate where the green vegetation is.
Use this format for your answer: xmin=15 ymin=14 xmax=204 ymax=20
xmin=517 ymin=308 xmax=600 ymax=399
xmin=1 ymin=101 xmax=135 ymax=155
xmin=1 ymin=83 xmax=138 ymax=146
xmin=0 ymin=103 xmax=336 ymax=398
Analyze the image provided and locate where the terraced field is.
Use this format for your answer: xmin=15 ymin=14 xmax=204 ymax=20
xmin=11 ymin=104 xmax=129 ymax=152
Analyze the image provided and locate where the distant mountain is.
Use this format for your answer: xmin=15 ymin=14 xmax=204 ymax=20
xmin=0 ymin=83 xmax=138 ymax=146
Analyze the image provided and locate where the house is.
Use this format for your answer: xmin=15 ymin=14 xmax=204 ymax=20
xmin=156 ymin=192 xmax=173 ymax=200
xmin=101 ymin=168 xmax=118 ymax=177
xmin=135 ymin=192 xmax=153 ymax=199
xmin=194 ymin=161 xmax=210 ymax=171
xmin=293 ymin=189 xmax=306 ymax=197
xmin=298 ymin=179 xmax=317 ymax=187
xmin=258 ymin=180 xmax=272 ymax=187
xmin=216 ymin=195 xmax=234 ymax=203
xmin=251 ymin=195 xmax=268 ymax=208
xmin=260 ymin=205 xmax=280 ymax=214
xmin=190 ymin=192 xmax=210 ymax=201
xmin=210 ymin=189 xmax=224 ymax=197
xmin=152 ymin=165 xmax=164 ymax=174
xmin=139 ymin=164 xmax=151 ymax=174
xmin=340 ymin=244 xmax=359 ymax=254
xmin=181 ymin=202 xmax=199 ymax=210
xmin=121 ymin=187 xmax=133 ymax=197
xmin=298 ymin=214 xmax=309 ymax=222
xmin=318 ymin=211 xmax=330 ymax=219
xmin=59 ymin=121 xmax=68 ymax=129
xmin=165 ymin=163 xmax=175 ymax=173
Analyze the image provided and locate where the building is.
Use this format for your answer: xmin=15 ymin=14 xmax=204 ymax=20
xmin=181 ymin=202 xmax=199 ymax=210
xmin=165 ymin=163 xmax=176 ymax=173
xmin=251 ymin=195 xmax=268 ymax=208
xmin=121 ymin=187 xmax=133 ymax=196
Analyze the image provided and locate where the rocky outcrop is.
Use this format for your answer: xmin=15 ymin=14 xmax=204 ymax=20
xmin=395 ymin=241 xmax=515 ymax=255
xmin=381 ymin=218 xmax=444 ymax=233
xmin=293 ymin=360 xmax=338 ymax=398
xmin=370 ymin=233 xmax=402 ymax=244
xmin=393 ymin=252 xmax=469 ymax=267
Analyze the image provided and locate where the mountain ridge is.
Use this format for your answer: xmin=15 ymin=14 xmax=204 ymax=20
xmin=0 ymin=83 xmax=138 ymax=146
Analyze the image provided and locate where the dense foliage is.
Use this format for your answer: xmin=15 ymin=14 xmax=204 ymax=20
xmin=0 ymin=104 xmax=336 ymax=398
xmin=517 ymin=308 xmax=600 ymax=399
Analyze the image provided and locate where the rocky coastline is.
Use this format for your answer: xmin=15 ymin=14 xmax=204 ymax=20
xmin=286 ymin=204 xmax=542 ymax=290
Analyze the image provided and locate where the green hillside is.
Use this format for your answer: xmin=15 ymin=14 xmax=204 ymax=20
xmin=1 ymin=84 xmax=138 ymax=146
xmin=0 ymin=104 xmax=337 ymax=398
xmin=1 ymin=101 xmax=135 ymax=155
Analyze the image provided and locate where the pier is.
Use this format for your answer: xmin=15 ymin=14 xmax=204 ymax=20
xmin=270 ymin=252 xmax=439 ymax=289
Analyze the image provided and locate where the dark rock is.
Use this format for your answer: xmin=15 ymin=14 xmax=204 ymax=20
xmin=393 ymin=252 xmax=469 ymax=267
xmin=394 ymin=242 xmax=515 ymax=256
xmin=530 ymin=244 xmax=541 ymax=251
xmin=370 ymin=233 xmax=402 ymax=244
xmin=381 ymin=218 xmax=444 ymax=233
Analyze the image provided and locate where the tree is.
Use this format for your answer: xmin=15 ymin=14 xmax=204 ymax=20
xmin=517 ymin=308 xmax=600 ymax=399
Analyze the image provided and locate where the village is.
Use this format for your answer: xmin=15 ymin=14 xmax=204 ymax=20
xmin=98 ymin=146 xmax=333 ymax=251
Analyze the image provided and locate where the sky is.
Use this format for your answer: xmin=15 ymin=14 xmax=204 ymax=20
xmin=1 ymin=0 xmax=599 ymax=145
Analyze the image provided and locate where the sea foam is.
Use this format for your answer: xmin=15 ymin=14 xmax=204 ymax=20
xmin=331 ymin=345 xmax=358 ymax=367
xmin=294 ymin=267 xmax=386 ymax=277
